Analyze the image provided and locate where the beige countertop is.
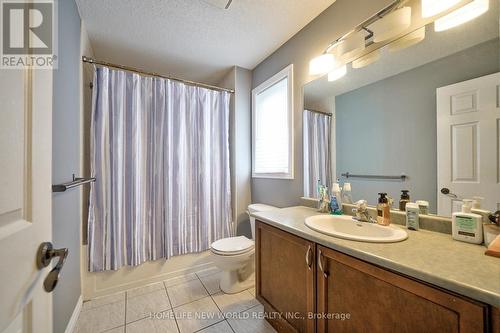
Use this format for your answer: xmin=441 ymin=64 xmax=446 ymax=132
xmin=252 ymin=206 xmax=500 ymax=307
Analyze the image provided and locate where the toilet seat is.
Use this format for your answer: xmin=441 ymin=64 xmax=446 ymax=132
xmin=210 ymin=236 xmax=254 ymax=256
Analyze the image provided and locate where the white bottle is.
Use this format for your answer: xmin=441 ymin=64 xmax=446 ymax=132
xmin=405 ymin=203 xmax=420 ymax=230
xmin=416 ymin=200 xmax=429 ymax=215
xmin=452 ymin=199 xmax=483 ymax=244
xmin=342 ymin=182 xmax=353 ymax=204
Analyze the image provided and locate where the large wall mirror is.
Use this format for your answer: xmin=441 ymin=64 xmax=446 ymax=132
xmin=303 ymin=0 xmax=499 ymax=217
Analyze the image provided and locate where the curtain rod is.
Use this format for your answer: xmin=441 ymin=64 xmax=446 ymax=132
xmin=306 ymin=109 xmax=332 ymax=117
xmin=82 ymin=56 xmax=235 ymax=94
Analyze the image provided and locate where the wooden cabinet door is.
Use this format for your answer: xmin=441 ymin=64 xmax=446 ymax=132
xmin=492 ymin=307 xmax=500 ymax=333
xmin=255 ymin=221 xmax=316 ymax=333
xmin=317 ymin=245 xmax=487 ymax=333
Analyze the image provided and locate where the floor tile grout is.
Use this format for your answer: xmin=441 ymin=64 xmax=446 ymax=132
xmin=78 ymin=267 xmax=262 ymax=333
xmin=196 ymin=273 xmax=232 ymax=332
xmin=163 ymin=280 xmax=181 ymax=333
xmin=81 ymin=297 xmax=126 ymax=312
xmin=193 ymin=318 xmax=229 ymax=333
xmin=124 ymin=291 xmax=127 ymax=332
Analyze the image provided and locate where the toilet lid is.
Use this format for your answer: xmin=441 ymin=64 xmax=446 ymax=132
xmin=211 ymin=236 xmax=254 ymax=254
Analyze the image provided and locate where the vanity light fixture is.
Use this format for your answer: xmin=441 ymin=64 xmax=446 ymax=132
xmin=434 ymin=0 xmax=489 ymax=31
xmin=421 ymin=0 xmax=461 ymax=17
xmin=327 ymin=65 xmax=347 ymax=82
xmin=337 ymin=30 xmax=366 ymax=61
xmin=309 ymin=0 xmax=459 ymax=83
xmin=368 ymin=6 xmax=412 ymax=42
xmin=388 ymin=26 xmax=426 ymax=52
xmin=309 ymin=53 xmax=336 ymax=76
xmin=352 ymin=49 xmax=381 ymax=69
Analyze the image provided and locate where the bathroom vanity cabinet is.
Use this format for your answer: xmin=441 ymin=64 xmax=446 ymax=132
xmin=255 ymin=220 xmax=498 ymax=333
xmin=255 ymin=221 xmax=316 ymax=333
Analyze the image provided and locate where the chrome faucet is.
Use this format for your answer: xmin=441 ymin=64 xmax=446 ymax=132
xmin=352 ymin=200 xmax=376 ymax=223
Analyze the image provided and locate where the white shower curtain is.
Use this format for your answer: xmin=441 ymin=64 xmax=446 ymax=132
xmin=88 ymin=66 xmax=232 ymax=272
xmin=303 ymin=110 xmax=332 ymax=198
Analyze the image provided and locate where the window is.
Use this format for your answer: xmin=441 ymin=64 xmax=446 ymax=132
xmin=252 ymin=64 xmax=294 ymax=179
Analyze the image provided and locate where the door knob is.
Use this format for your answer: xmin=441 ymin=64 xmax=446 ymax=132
xmin=36 ymin=242 xmax=68 ymax=292
xmin=440 ymin=188 xmax=459 ymax=199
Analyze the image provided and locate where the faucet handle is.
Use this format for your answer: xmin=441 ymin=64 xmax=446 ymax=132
xmin=489 ymin=211 xmax=500 ymax=226
xmin=355 ymin=200 xmax=367 ymax=210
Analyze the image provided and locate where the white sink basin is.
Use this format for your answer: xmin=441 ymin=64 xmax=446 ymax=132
xmin=305 ymin=215 xmax=408 ymax=243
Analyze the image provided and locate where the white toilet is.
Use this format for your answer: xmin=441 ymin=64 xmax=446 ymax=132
xmin=210 ymin=203 xmax=277 ymax=294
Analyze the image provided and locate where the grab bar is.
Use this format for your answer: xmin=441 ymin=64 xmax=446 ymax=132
xmin=341 ymin=172 xmax=407 ymax=181
xmin=52 ymin=174 xmax=96 ymax=192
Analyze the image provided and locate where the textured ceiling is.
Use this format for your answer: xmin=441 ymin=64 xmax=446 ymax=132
xmin=75 ymin=0 xmax=336 ymax=85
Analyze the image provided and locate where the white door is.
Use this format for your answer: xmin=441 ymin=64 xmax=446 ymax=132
xmin=437 ymin=72 xmax=500 ymax=216
xmin=0 ymin=68 xmax=53 ymax=331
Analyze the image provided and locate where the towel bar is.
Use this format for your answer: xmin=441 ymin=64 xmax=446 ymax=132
xmin=340 ymin=172 xmax=407 ymax=181
xmin=52 ymin=174 xmax=96 ymax=192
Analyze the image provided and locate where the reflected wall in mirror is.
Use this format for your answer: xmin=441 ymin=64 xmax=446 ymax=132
xmin=303 ymin=0 xmax=499 ymax=217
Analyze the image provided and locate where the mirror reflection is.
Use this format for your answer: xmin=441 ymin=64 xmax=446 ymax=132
xmin=303 ymin=3 xmax=499 ymax=217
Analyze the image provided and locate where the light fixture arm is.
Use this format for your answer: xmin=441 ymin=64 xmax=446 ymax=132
xmin=323 ymin=0 xmax=403 ymax=54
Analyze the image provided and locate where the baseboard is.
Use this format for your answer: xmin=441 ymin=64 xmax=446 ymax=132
xmin=64 ymin=295 xmax=83 ymax=333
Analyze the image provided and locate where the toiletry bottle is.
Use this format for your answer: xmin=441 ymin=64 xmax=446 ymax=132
xmin=405 ymin=202 xmax=419 ymax=230
xmin=377 ymin=193 xmax=391 ymax=226
xmin=416 ymin=200 xmax=429 ymax=215
xmin=317 ymin=181 xmax=323 ymax=211
xmin=470 ymin=196 xmax=491 ymax=221
xmin=452 ymin=199 xmax=483 ymax=244
xmin=331 ymin=183 xmax=343 ymax=214
xmin=330 ymin=193 xmax=339 ymax=214
xmin=399 ymin=190 xmax=410 ymax=211
xmin=318 ymin=184 xmax=329 ymax=213
xmin=320 ymin=186 xmax=331 ymax=213
xmin=342 ymin=183 xmax=353 ymax=204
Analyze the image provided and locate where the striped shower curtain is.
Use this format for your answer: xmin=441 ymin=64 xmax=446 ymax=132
xmin=303 ymin=110 xmax=332 ymax=198
xmin=87 ymin=66 xmax=233 ymax=272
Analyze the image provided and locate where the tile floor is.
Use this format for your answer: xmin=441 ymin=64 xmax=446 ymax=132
xmin=74 ymin=267 xmax=276 ymax=333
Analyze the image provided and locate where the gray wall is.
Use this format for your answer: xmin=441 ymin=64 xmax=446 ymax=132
xmin=251 ymin=0 xmax=393 ymax=207
xmin=335 ymin=39 xmax=499 ymax=213
xmin=218 ymin=67 xmax=253 ymax=237
xmin=52 ymin=0 xmax=81 ymax=332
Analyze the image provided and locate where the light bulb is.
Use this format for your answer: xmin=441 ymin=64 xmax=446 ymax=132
xmin=434 ymin=0 xmax=489 ymax=32
xmin=337 ymin=30 xmax=366 ymax=61
xmin=309 ymin=54 xmax=336 ymax=75
xmin=368 ymin=7 xmax=412 ymax=42
xmin=421 ymin=0 xmax=460 ymax=18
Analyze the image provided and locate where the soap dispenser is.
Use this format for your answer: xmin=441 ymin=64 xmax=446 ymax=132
xmin=452 ymin=199 xmax=483 ymax=244
xmin=330 ymin=183 xmax=343 ymax=214
xmin=377 ymin=193 xmax=391 ymax=226
xmin=399 ymin=190 xmax=410 ymax=211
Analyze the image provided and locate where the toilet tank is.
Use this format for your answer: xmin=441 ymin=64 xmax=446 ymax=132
xmin=247 ymin=204 xmax=277 ymax=239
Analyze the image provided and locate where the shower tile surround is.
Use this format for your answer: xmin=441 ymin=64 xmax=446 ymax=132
xmin=74 ymin=267 xmax=275 ymax=333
